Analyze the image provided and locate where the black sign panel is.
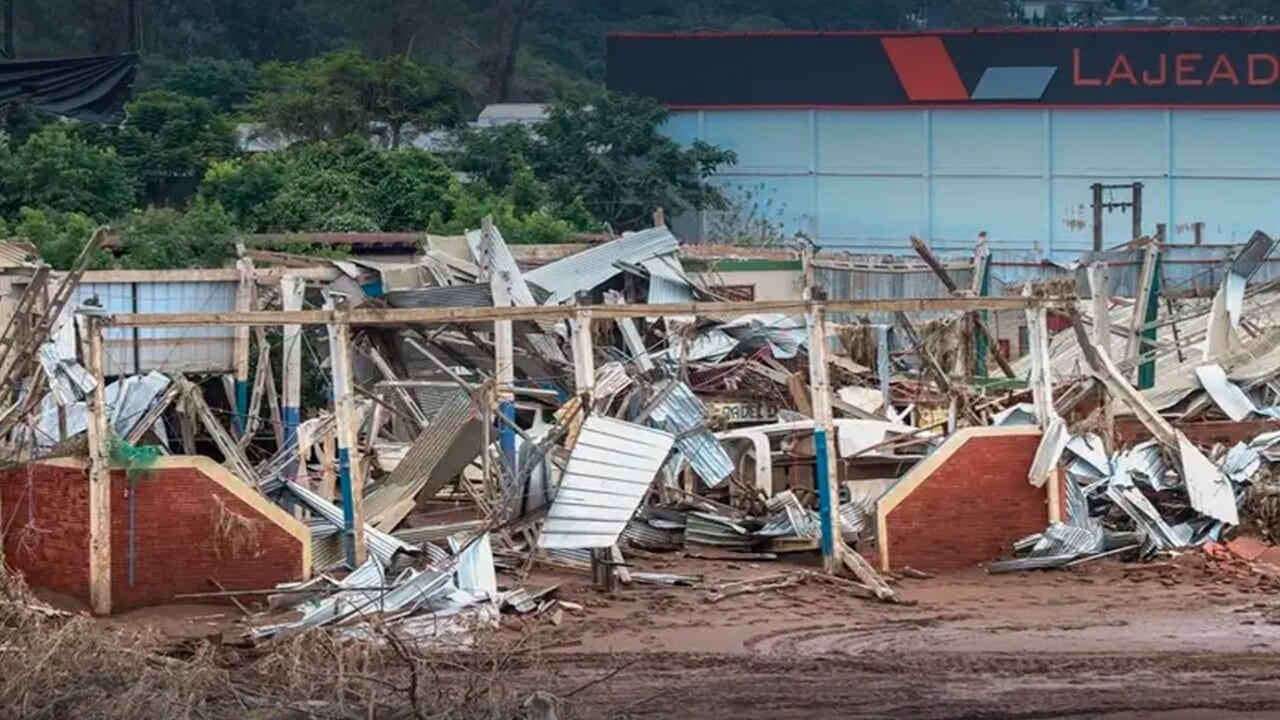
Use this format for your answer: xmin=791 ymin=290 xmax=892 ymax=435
xmin=606 ymin=30 xmax=1280 ymax=107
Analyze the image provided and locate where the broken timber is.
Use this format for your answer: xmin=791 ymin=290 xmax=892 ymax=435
xmin=101 ymin=297 xmax=1070 ymax=328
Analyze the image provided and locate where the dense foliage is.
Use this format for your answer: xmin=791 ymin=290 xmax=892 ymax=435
xmin=3 ymin=0 xmax=1228 ymax=268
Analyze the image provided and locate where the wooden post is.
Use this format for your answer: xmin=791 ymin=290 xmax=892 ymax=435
xmin=326 ymin=293 xmax=366 ymax=568
xmin=971 ymin=234 xmax=992 ymax=377
xmin=1087 ymin=261 xmax=1115 ymax=452
xmin=280 ymin=273 xmax=305 ymax=480
xmin=232 ymin=257 xmax=253 ymax=437
xmin=84 ymin=317 xmax=111 ymax=615
xmin=805 ymin=297 xmax=840 ymax=574
xmin=479 ymin=217 xmax=517 ymax=480
xmin=875 ymin=324 xmax=892 ymax=418
xmin=570 ymin=306 xmax=595 ymax=406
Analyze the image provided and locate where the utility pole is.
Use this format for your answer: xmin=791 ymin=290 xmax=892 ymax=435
xmin=1090 ymin=181 xmax=1145 ymax=251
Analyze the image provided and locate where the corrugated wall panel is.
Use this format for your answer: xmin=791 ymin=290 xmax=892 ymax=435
xmin=668 ymin=108 xmax=1280 ymax=261
xmin=72 ymin=280 xmax=236 ymax=376
xmin=137 ymin=281 xmax=236 ymax=374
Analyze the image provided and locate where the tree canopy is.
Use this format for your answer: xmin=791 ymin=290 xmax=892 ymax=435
xmin=2 ymin=0 xmax=1234 ymax=268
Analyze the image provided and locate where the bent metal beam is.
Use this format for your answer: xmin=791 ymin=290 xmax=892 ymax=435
xmin=99 ymin=296 xmax=1072 ymax=328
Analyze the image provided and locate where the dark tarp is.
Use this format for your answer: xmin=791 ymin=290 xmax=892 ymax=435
xmin=0 ymin=53 xmax=139 ymax=124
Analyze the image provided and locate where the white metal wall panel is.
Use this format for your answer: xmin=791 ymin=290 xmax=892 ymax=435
xmin=71 ymin=279 xmax=236 ymax=377
xmin=137 ymin=281 xmax=236 ymax=374
xmin=1172 ymin=179 xmax=1280 ymax=244
xmin=539 ymin=417 xmax=675 ymax=550
xmin=73 ymin=282 xmax=136 ymax=376
xmin=706 ymin=174 xmax=816 ymax=240
xmin=932 ymin=177 xmax=1045 ymax=252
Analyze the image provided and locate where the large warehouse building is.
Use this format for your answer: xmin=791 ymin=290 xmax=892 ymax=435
xmin=608 ymin=28 xmax=1280 ymax=258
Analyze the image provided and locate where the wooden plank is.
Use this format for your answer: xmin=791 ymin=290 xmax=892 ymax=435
xmin=102 ymin=297 xmax=1070 ymax=328
xmin=84 ymin=319 xmax=111 ymax=615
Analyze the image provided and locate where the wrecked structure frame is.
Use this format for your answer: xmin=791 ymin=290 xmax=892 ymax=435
xmin=69 ymin=294 xmax=1066 ymax=614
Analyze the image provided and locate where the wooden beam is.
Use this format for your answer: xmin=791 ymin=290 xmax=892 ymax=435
xmin=84 ymin=318 xmax=111 ymax=615
xmin=76 ymin=267 xmax=338 ymax=284
xmin=102 ymin=296 xmax=1070 ymax=328
xmin=909 ymin=236 xmax=1017 ymax=379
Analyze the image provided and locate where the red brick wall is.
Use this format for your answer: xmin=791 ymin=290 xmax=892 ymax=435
xmin=1115 ymin=418 xmax=1280 ymax=447
xmin=882 ymin=432 xmax=1051 ymax=573
xmin=1 ymin=463 xmax=90 ymax=599
xmin=2 ymin=461 xmax=308 ymax=612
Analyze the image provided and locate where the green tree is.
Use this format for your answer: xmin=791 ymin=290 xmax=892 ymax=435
xmin=1 ymin=125 xmax=133 ymax=221
xmin=947 ymin=0 xmax=1017 ymax=26
xmin=153 ymin=57 xmax=261 ymax=113
xmin=452 ymin=87 xmax=736 ymax=231
xmin=247 ymin=51 xmax=472 ymax=146
xmin=115 ymin=91 xmax=239 ymax=207
xmin=116 ymin=199 xmax=237 ymax=269
xmin=9 ymin=207 xmax=106 ymax=270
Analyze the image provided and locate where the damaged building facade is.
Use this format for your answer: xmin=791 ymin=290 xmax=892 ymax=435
xmin=0 ymin=210 xmax=1277 ymax=647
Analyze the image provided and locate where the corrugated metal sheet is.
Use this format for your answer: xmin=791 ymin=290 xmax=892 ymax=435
xmin=74 ymin=279 xmax=236 ymax=375
xmin=527 ymin=227 xmax=680 ymax=303
xmin=384 ymin=282 xmax=552 ymax=309
xmin=365 ymin=391 xmax=482 ymax=528
xmin=288 ymin=480 xmax=418 ymax=568
xmin=539 ymin=416 xmax=675 ymax=549
xmin=466 ymin=226 xmax=541 ymax=307
xmin=684 ymin=511 xmax=755 ymax=550
xmin=0 ymin=242 xmax=37 ymax=267
xmin=648 ymin=380 xmax=734 ymax=487
xmin=1178 ymin=433 xmax=1239 ymax=525
xmin=1194 ymin=364 xmax=1256 ymax=421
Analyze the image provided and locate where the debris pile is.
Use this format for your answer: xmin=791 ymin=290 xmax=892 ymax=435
xmin=2 ymin=217 xmax=1280 ymax=643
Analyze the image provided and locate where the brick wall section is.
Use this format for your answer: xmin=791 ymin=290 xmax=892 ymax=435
xmin=1 ymin=459 xmax=308 ymax=612
xmin=881 ymin=432 xmax=1052 ymax=573
xmin=0 ymin=463 xmax=90 ymax=598
xmin=108 ymin=465 xmax=307 ymax=611
xmin=1115 ymin=418 xmax=1280 ymax=447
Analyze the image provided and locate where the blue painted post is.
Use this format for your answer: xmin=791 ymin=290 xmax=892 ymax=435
xmin=325 ymin=292 xmax=366 ymax=568
xmin=233 ymin=258 xmax=252 ymax=437
xmin=814 ymin=426 xmax=835 ymax=559
xmin=805 ymin=298 xmax=841 ymax=573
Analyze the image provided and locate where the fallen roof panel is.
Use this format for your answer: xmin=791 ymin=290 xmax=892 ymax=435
xmin=539 ymin=416 xmax=675 ymax=549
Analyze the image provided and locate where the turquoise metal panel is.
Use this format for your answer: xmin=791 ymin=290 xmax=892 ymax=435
xmin=815 ymin=110 xmax=924 ymax=174
xmin=702 ymin=110 xmax=811 ymax=174
xmin=930 ymin=110 xmax=1045 ymax=176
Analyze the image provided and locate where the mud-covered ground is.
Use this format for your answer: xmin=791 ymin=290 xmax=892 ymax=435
xmin=526 ymin=550 xmax=1280 ymax=719
xmin=89 ymin=546 xmax=1280 ymax=719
